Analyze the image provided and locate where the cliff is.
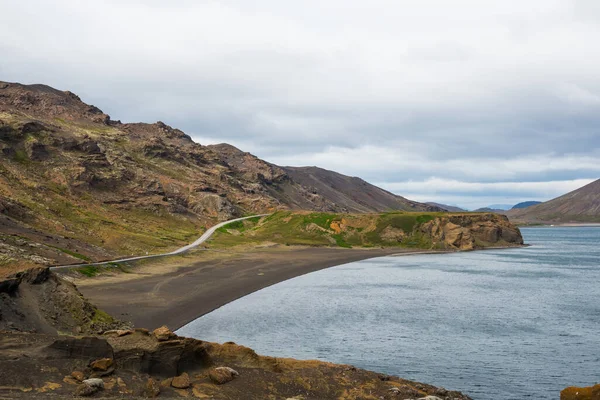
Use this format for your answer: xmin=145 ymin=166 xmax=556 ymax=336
xmin=207 ymin=211 xmax=524 ymax=250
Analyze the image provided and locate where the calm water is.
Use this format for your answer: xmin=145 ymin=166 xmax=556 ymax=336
xmin=177 ymin=227 xmax=600 ymax=399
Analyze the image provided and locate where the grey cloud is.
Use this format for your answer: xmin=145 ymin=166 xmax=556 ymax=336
xmin=1 ymin=0 xmax=598 ymax=207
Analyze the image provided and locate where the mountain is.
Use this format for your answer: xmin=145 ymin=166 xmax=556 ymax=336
xmin=511 ymin=201 xmax=542 ymax=209
xmin=425 ymin=202 xmax=466 ymax=212
xmin=283 ymin=166 xmax=437 ymax=213
xmin=0 ymin=81 xmax=437 ymax=270
xmin=507 ymin=179 xmax=600 ymax=223
xmin=473 ymin=207 xmax=506 ymax=213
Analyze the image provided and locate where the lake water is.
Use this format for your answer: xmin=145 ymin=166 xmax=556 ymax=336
xmin=177 ymin=227 xmax=600 ymax=399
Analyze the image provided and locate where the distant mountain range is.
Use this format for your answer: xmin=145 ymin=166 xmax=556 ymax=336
xmin=507 ymin=180 xmax=600 ymax=223
xmin=511 ymin=201 xmax=542 ymax=209
xmin=425 ymin=202 xmax=466 ymax=212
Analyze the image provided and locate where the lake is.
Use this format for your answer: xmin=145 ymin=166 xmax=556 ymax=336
xmin=177 ymin=227 xmax=600 ymax=399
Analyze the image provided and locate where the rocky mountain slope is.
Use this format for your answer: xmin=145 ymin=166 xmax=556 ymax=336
xmin=0 ymin=81 xmax=437 ymax=272
xmin=511 ymin=201 xmax=542 ymax=209
xmin=425 ymin=202 xmax=466 ymax=212
xmin=0 ymin=267 xmax=471 ymax=399
xmin=507 ymin=179 xmax=600 ymax=224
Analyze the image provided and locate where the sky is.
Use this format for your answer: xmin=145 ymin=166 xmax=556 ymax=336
xmin=1 ymin=0 xmax=599 ymax=209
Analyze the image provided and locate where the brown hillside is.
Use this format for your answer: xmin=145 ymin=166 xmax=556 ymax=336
xmin=0 ymin=81 xmax=435 ymax=270
xmin=507 ymin=179 xmax=600 ymax=223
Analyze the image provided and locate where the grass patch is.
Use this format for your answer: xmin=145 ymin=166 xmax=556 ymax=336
xmin=49 ymin=245 xmax=91 ymax=261
xmin=77 ymin=265 xmax=100 ymax=277
xmin=208 ymin=211 xmax=449 ymax=250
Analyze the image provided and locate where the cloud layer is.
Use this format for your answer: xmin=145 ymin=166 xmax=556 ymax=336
xmin=1 ymin=0 xmax=598 ymax=208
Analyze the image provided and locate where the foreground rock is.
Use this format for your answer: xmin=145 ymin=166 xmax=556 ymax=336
xmin=0 ymin=268 xmax=473 ymax=399
xmin=0 ymin=329 xmax=472 ymax=399
xmin=561 ymin=384 xmax=600 ymax=400
xmin=0 ymin=267 xmax=129 ymax=334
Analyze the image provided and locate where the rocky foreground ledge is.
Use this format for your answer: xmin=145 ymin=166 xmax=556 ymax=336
xmin=0 ymin=327 xmax=471 ymax=400
xmin=0 ymin=267 xmax=473 ymax=399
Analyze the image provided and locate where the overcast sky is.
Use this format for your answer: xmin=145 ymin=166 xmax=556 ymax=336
xmin=1 ymin=0 xmax=599 ymax=209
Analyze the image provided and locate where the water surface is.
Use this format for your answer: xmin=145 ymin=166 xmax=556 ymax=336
xmin=178 ymin=227 xmax=600 ymax=399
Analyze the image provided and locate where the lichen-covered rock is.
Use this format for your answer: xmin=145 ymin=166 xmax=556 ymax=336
xmin=153 ymin=325 xmax=175 ymax=341
xmin=171 ymin=372 xmax=190 ymax=389
xmin=208 ymin=366 xmax=239 ymax=384
xmin=145 ymin=377 xmax=161 ymax=397
xmin=73 ymin=378 xmax=104 ymax=396
xmin=90 ymin=357 xmax=113 ymax=371
xmin=70 ymin=371 xmax=85 ymax=382
xmin=561 ymin=384 xmax=600 ymax=400
xmin=73 ymin=383 xmax=98 ymax=397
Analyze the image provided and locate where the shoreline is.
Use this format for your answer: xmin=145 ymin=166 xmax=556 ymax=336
xmin=74 ymin=246 xmax=404 ymax=330
xmin=72 ymin=244 xmax=524 ymax=331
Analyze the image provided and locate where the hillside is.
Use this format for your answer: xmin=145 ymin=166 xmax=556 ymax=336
xmin=426 ymin=202 xmax=466 ymax=212
xmin=507 ymin=179 xmax=600 ymax=223
xmin=0 ymin=81 xmax=438 ymax=272
xmin=283 ymin=166 xmax=439 ymax=212
xmin=511 ymin=201 xmax=542 ymax=209
xmin=208 ymin=211 xmax=524 ymax=251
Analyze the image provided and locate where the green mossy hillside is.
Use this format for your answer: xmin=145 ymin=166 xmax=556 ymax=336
xmin=207 ymin=211 xmax=449 ymax=249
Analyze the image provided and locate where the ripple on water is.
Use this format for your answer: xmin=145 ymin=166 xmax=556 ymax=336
xmin=177 ymin=227 xmax=600 ymax=400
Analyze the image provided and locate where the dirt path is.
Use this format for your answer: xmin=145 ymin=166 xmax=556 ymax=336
xmin=51 ymin=214 xmax=268 ymax=271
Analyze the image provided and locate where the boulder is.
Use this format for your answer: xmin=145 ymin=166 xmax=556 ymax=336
xmin=90 ymin=357 xmax=113 ymax=371
xmin=145 ymin=377 xmax=161 ymax=398
xmin=70 ymin=371 xmax=85 ymax=382
xmin=153 ymin=325 xmax=175 ymax=341
xmin=171 ymin=372 xmax=190 ymax=389
xmin=73 ymin=378 xmax=104 ymax=397
xmin=73 ymin=383 xmax=98 ymax=397
xmin=208 ymin=366 xmax=239 ymax=385
xmin=83 ymin=378 xmax=104 ymax=389
xmin=561 ymin=384 xmax=600 ymax=400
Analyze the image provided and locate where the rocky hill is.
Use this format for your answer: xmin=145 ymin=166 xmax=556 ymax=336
xmin=425 ymin=202 xmax=466 ymax=212
xmin=0 ymin=81 xmax=437 ymax=272
xmin=208 ymin=211 xmax=524 ymax=251
xmin=511 ymin=201 xmax=542 ymax=209
xmin=507 ymin=179 xmax=600 ymax=224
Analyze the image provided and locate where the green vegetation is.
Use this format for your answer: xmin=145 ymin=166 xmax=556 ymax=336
xmin=207 ymin=211 xmax=447 ymax=250
xmin=49 ymin=245 xmax=91 ymax=261
xmin=77 ymin=265 xmax=100 ymax=277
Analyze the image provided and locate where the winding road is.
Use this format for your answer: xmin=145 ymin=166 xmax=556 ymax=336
xmin=51 ymin=214 xmax=269 ymax=271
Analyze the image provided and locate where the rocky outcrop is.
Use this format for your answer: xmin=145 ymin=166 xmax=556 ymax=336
xmin=0 ymin=269 xmax=473 ymax=399
xmin=0 ymin=328 xmax=472 ymax=399
xmin=417 ymin=213 xmax=524 ymax=250
xmin=0 ymin=267 xmax=128 ymax=334
xmin=561 ymin=384 xmax=600 ymax=400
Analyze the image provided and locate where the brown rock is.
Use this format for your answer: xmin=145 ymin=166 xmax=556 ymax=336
xmin=561 ymin=384 xmax=600 ymax=400
xmin=71 ymin=370 xmax=85 ymax=382
xmin=63 ymin=376 xmax=79 ymax=385
xmin=153 ymin=325 xmax=175 ymax=341
xmin=160 ymin=377 xmax=173 ymax=388
xmin=208 ymin=367 xmax=239 ymax=385
xmin=73 ymin=383 xmax=98 ymax=397
xmin=90 ymin=357 xmax=113 ymax=371
xmin=171 ymin=372 xmax=191 ymax=389
xmin=145 ymin=378 xmax=161 ymax=398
